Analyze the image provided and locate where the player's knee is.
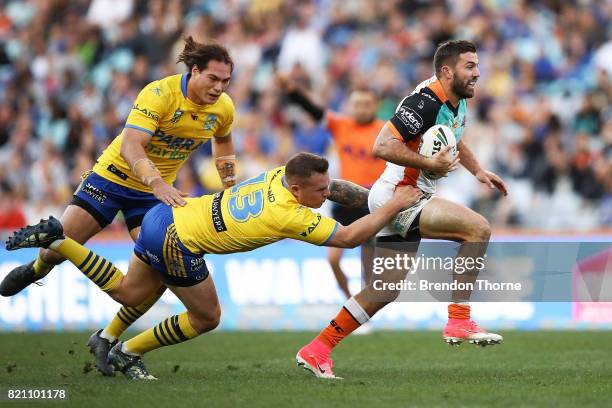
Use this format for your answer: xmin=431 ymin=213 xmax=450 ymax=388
xmin=191 ymin=308 xmax=221 ymax=334
xmin=327 ymin=255 xmax=341 ymax=267
xmin=117 ymin=291 xmax=142 ymax=307
xmin=468 ymin=216 xmax=491 ymax=242
xmin=327 ymin=249 xmax=342 ymax=265
xmin=112 ymin=283 xmax=144 ymax=307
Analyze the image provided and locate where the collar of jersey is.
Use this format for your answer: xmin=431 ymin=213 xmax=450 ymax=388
xmin=181 ymin=72 xmax=189 ymax=98
xmin=427 ymin=79 xmax=461 ymax=115
xmin=279 ymin=175 xmax=299 ymax=205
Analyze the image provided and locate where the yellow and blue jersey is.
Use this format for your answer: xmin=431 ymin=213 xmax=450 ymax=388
xmin=172 ymin=166 xmax=338 ymax=254
xmin=93 ymin=73 xmax=235 ymax=192
xmin=134 ymin=166 xmax=339 ymax=286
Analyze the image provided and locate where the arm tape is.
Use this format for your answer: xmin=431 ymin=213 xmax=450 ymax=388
xmin=132 ymin=158 xmax=162 ymax=187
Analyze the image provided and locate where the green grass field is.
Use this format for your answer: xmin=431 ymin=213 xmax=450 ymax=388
xmin=1 ymin=331 xmax=611 ymax=407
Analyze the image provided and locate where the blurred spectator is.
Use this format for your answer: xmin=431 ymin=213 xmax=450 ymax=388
xmin=0 ymin=180 xmax=26 ymax=233
xmin=0 ymin=0 xmax=609 ymax=231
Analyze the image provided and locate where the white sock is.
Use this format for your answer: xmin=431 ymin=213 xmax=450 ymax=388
xmin=344 ymin=297 xmax=370 ymax=325
xmin=99 ymin=329 xmax=117 ymax=343
xmin=121 ymin=342 xmax=140 ymax=357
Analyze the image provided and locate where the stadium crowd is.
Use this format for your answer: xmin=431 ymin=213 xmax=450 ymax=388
xmin=0 ymin=0 xmax=610 ymax=233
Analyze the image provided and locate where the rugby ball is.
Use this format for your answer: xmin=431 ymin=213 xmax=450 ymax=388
xmin=418 ymin=124 xmax=457 ymax=179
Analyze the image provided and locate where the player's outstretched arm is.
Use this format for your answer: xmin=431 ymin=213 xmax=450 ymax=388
xmin=120 ymin=127 xmax=188 ymax=207
xmin=212 ymin=133 xmax=237 ymax=189
xmin=325 ymin=185 xmax=423 ymax=248
xmin=328 ymin=179 xmax=369 ymax=208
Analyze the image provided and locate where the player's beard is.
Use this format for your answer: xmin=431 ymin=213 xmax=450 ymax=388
xmin=451 ymin=75 xmax=475 ymax=99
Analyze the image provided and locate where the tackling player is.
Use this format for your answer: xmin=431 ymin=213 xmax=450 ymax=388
xmin=296 ymin=40 xmax=509 ymax=379
xmin=0 ymin=37 xmax=238 ymax=375
xmin=280 ymin=78 xmax=386 ymax=298
xmin=6 ymin=152 xmax=422 ymax=380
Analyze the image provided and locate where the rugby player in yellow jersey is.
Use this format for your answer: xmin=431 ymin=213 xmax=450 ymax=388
xmin=6 ymin=152 xmax=422 ymax=380
xmin=0 ymin=37 xmax=239 ymax=375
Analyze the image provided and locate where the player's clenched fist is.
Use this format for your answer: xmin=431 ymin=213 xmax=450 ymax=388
xmin=426 ymin=145 xmax=460 ymax=178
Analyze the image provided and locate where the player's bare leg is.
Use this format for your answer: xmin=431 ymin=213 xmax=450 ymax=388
xmin=0 ymin=205 xmax=102 ymax=296
xmin=96 ymin=225 xmax=168 ymax=349
xmin=297 ymin=241 xmax=414 ymax=379
xmin=5 ymin=217 xmax=171 ymax=374
xmin=419 ymin=197 xmax=502 ymax=346
xmin=360 ymin=239 xmax=375 ymax=287
xmin=109 ymin=276 xmax=221 ymax=380
xmin=327 ymin=247 xmax=351 ymax=298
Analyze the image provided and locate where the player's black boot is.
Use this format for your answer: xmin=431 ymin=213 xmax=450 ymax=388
xmin=0 ymin=261 xmax=42 ymax=297
xmin=5 ymin=216 xmax=65 ymax=251
xmin=87 ymin=330 xmax=116 ymax=376
xmin=107 ymin=342 xmax=157 ymax=380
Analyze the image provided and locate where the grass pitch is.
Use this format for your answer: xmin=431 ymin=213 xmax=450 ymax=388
xmin=0 ymin=331 xmax=610 ymax=407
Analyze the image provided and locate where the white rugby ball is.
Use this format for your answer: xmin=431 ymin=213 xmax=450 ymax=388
xmin=418 ymin=124 xmax=457 ymax=179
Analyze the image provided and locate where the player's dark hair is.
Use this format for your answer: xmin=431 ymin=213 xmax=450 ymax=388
xmin=433 ymin=40 xmax=477 ymax=76
xmin=177 ymin=36 xmax=234 ymax=73
xmin=285 ymin=152 xmax=329 ymax=182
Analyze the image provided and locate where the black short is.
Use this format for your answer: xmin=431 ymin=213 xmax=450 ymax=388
xmin=331 ymin=204 xmax=370 ymax=226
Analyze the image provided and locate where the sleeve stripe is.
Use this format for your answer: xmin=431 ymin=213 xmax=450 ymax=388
xmin=321 ymin=221 xmax=339 ymax=245
xmin=386 ymin=121 xmax=405 ymax=141
xmin=125 ymin=124 xmax=155 ymax=135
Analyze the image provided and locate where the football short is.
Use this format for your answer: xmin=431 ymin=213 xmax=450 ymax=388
xmin=331 ymin=203 xmax=370 ymax=226
xmin=134 ymin=203 xmax=209 ymax=287
xmin=71 ymin=170 xmax=160 ymax=230
xmin=368 ymin=179 xmax=432 ymax=241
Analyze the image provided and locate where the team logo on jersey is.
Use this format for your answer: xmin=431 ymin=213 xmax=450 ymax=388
xmin=171 ymin=109 xmax=184 ymax=124
xmin=203 ymin=114 xmax=218 ymax=131
xmin=150 ymin=86 xmax=161 ymax=96
xmin=417 ymin=100 xmax=425 ymax=109
xmin=396 ymin=106 xmax=423 ymax=135
xmin=452 ymin=115 xmax=466 ymax=129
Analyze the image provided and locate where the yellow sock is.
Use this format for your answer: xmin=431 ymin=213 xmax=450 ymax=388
xmin=33 ymin=254 xmax=54 ymax=278
xmin=101 ymin=287 xmax=166 ymax=341
xmin=50 ymin=237 xmax=123 ymax=293
xmin=124 ymin=312 xmax=199 ymax=356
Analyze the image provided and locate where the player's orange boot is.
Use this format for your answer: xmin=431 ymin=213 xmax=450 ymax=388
xmin=443 ymin=318 xmax=503 ymax=347
xmin=296 ymin=340 xmax=342 ymax=379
